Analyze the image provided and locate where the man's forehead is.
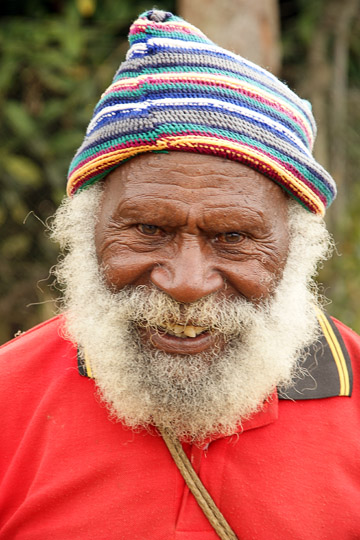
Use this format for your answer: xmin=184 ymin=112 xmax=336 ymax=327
xmin=104 ymin=151 xmax=287 ymax=195
xmin=98 ymin=151 xmax=289 ymax=228
xmin=124 ymin=151 xmax=253 ymax=174
xmin=104 ymin=150 xmax=284 ymax=189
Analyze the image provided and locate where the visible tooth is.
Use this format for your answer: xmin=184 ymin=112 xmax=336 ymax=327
xmin=159 ymin=323 xmax=208 ymax=338
xmin=173 ymin=325 xmax=184 ymax=335
xmin=184 ymin=326 xmax=197 ymax=338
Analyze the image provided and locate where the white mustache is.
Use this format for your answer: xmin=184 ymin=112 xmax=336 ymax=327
xmin=115 ymin=286 xmax=260 ymax=338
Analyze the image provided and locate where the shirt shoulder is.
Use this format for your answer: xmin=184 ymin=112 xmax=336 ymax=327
xmin=331 ymin=316 xmax=360 ymax=355
xmin=0 ymin=315 xmax=64 ymax=355
xmin=331 ymin=316 xmax=360 ymax=395
xmin=0 ymin=315 xmax=78 ymax=397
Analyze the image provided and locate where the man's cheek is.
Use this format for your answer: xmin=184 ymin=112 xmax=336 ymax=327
xmin=99 ymin=252 xmax=156 ymax=290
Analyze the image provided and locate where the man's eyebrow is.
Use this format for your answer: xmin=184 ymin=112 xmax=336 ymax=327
xmin=113 ymin=200 xmax=188 ymax=226
xmin=202 ymin=206 xmax=266 ymax=228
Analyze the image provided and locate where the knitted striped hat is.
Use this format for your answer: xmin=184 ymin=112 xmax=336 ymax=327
xmin=67 ymin=9 xmax=336 ymax=215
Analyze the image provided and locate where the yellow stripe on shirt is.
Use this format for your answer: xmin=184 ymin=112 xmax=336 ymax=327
xmin=315 ymin=307 xmax=350 ymax=396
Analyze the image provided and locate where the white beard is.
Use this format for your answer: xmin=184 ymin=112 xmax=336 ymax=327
xmin=52 ymin=185 xmax=332 ymax=441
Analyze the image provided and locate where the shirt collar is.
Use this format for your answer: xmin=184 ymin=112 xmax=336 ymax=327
xmin=278 ymin=308 xmax=353 ymax=400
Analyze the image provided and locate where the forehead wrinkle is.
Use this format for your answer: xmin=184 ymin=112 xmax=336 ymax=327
xmin=123 ymin=174 xmax=239 ymax=192
xmin=135 ymin=174 xmax=251 ymax=190
xmin=119 ymin=183 xmax=236 ymax=208
xmin=126 ymin=165 xmax=254 ymax=189
xmin=140 ymin=153 xmax=257 ymax=178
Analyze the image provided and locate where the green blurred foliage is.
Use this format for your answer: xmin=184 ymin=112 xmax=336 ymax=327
xmin=0 ymin=0 xmax=359 ymax=344
xmin=280 ymin=0 xmax=360 ymax=333
xmin=0 ymin=0 xmax=175 ymax=343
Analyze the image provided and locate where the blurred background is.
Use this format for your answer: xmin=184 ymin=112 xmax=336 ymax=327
xmin=0 ymin=0 xmax=359 ymax=344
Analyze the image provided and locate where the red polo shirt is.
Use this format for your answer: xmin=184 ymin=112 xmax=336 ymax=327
xmin=0 ymin=314 xmax=359 ymax=539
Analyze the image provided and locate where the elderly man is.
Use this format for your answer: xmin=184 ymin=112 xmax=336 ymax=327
xmin=1 ymin=10 xmax=359 ymax=540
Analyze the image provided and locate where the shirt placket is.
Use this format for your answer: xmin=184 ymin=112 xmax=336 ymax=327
xmin=175 ymin=441 xmax=225 ymax=539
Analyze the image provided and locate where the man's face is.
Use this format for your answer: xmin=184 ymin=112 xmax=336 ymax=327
xmin=95 ymin=152 xmax=290 ymax=357
xmin=54 ymin=151 xmax=327 ymax=439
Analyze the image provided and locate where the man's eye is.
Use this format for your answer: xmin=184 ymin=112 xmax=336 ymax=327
xmin=137 ymin=224 xmax=161 ymax=236
xmin=216 ymin=232 xmax=244 ymax=244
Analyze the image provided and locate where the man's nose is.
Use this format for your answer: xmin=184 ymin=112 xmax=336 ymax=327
xmin=149 ymin=239 xmax=224 ymax=303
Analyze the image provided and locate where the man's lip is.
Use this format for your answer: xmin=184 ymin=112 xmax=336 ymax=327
xmin=141 ymin=327 xmax=216 ymax=355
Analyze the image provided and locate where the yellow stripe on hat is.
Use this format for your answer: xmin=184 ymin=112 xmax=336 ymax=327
xmin=67 ymin=135 xmax=325 ymax=215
